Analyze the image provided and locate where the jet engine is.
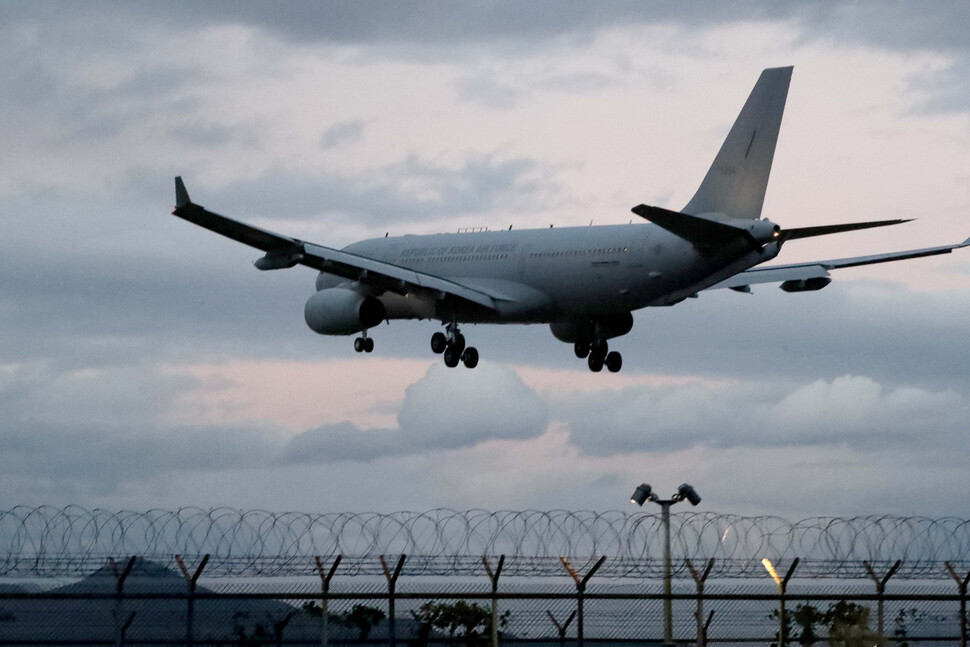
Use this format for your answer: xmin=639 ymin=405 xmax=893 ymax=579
xmin=304 ymin=288 xmax=386 ymax=335
xmin=549 ymin=312 xmax=634 ymax=343
xmin=780 ymin=277 xmax=832 ymax=292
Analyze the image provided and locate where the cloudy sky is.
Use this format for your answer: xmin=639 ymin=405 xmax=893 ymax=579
xmin=2 ymin=1 xmax=969 ymax=520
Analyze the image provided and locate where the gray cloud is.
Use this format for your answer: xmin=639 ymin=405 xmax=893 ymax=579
xmin=200 ymin=154 xmax=560 ymax=225
xmin=15 ymin=2 xmax=964 ymax=54
xmin=320 ymin=120 xmax=368 ymax=149
xmin=0 ymin=422 xmax=275 ymax=499
xmin=283 ymin=422 xmax=403 ymax=463
xmin=10 ymin=2 xmax=969 ymax=55
xmin=454 ymin=76 xmax=526 ymax=110
xmin=536 ymin=72 xmax=623 ymax=94
xmin=0 ymin=360 xmax=278 ymax=499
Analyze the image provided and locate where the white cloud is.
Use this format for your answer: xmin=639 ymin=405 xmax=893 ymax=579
xmin=397 ymin=361 xmax=549 ymax=449
xmin=556 ymin=375 xmax=970 ymax=454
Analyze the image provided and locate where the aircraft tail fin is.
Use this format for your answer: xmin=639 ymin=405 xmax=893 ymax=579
xmin=682 ymin=66 xmax=792 ymax=220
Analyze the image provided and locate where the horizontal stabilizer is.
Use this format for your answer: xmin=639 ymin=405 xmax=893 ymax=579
xmin=783 ymin=219 xmax=912 ymax=240
xmin=632 ymin=204 xmax=747 ymax=249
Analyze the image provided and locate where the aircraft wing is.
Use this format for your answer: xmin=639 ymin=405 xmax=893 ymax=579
xmin=171 ymin=177 xmax=499 ymax=310
xmin=711 ymin=237 xmax=970 ymax=291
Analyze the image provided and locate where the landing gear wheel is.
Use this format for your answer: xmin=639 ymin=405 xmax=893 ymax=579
xmin=574 ymin=340 xmax=590 ymax=358
xmin=364 ymin=337 xmax=374 ymax=353
xmin=443 ymin=345 xmax=461 ymax=368
xmin=605 ymin=351 xmax=622 ymax=373
xmin=461 ymin=347 xmax=479 ymax=369
xmin=354 ymin=338 xmax=365 ymax=353
xmin=431 ymin=332 xmax=447 ymax=354
xmin=588 ymin=353 xmax=604 ymax=372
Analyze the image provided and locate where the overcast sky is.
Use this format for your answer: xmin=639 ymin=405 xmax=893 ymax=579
xmin=2 ymin=1 xmax=969 ymax=520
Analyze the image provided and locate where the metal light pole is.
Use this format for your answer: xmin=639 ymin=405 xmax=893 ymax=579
xmin=631 ymin=482 xmax=702 ymax=646
xmin=763 ymin=557 xmax=798 ymax=647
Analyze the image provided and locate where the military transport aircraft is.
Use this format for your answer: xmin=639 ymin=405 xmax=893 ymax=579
xmin=172 ymin=67 xmax=968 ymax=373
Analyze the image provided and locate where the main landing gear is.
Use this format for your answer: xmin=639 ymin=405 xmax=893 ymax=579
xmin=353 ymin=331 xmax=374 ymax=353
xmin=431 ymin=324 xmax=479 ymax=369
xmin=574 ymin=339 xmax=622 ymax=373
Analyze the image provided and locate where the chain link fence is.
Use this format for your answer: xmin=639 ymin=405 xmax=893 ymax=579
xmin=1 ymin=508 xmax=968 ymax=644
xmin=2 ymin=556 xmax=968 ymax=644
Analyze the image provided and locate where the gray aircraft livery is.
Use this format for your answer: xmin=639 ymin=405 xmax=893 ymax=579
xmin=172 ymin=67 xmax=968 ymax=373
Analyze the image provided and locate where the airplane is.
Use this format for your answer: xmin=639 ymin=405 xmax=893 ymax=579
xmin=171 ymin=66 xmax=969 ymax=373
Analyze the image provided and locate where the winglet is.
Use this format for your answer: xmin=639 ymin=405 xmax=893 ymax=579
xmin=174 ymin=176 xmax=191 ymax=208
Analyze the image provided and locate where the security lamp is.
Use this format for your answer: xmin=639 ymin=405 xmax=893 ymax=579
xmin=630 ymin=483 xmax=652 ymax=506
xmin=677 ymin=483 xmax=701 ymax=506
xmin=762 ymin=558 xmax=782 ymax=586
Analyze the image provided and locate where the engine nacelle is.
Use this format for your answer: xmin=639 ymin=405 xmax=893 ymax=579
xmin=780 ymin=277 xmax=832 ymax=292
xmin=304 ymin=288 xmax=386 ymax=335
xmin=550 ymin=312 xmax=634 ymax=343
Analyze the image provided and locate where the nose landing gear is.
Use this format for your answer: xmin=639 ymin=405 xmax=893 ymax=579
xmin=432 ymin=324 xmax=478 ymax=368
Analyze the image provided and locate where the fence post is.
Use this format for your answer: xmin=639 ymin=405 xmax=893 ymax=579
xmin=175 ymin=553 xmax=210 ymax=647
xmin=546 ymin=610 xmax=577 ymax=645
xmin=764 ymin=558 xmax=798 ymax=647
xmin=316 ymin=555 xmax=342 ymax=647
xmin=946 ymin=562 xmax=970 ymax=647
xmin=273 ymin=610 xmax=297 ymax=647
xmin=483 ymin=555 xmax=505 ymax=647
xmin=562 ymin=556 xmax=606 ymax=647
xmin=119 ymin=611 xmax=136 ymax=647
xmin=863 ymin=559 xmax=902 ymax=647
xmin=381 ymin=554 xmax=406 ymax=647
xmin=109 ymin=556 xmax=136 ymax=647
xmin=686 ymin=558 xmax=715 ymax=647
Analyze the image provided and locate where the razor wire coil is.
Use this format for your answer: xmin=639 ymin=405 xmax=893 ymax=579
xmin=0 ymin=506 xmax=967 ymax=579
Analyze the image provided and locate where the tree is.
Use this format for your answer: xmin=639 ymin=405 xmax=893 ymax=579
xmin=342 ymin=604 xmax=387 ymax=640
xmin=824 ymin=600 xmax=873 ymax=647
xmin=792 ymin=603 xmax=826 ymax=646
xmin=412 ymin=600 xmax=509 ymax=646
xmin=229 ymin=611 xmax=269 ymax=646
xmin=771 ymin=600 xmax=874 ymax=647
xmin=303 ymin=602 xmax=387 ymax=639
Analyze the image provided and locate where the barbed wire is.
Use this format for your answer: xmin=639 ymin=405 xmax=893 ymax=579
xmin=1 ymin=507 xmax=967 ymax=579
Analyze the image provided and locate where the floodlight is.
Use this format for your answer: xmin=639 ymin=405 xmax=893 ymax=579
xmin=762 ymin=558 xmax=782 ymax=586
xmin=630 ymin=483 xmax=652 ymax=506
xmin=677 ymin=483 xmax=701 ymax=506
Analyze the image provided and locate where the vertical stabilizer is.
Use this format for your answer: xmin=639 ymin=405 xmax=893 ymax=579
xmin=682 ymin=66 xmax=792 ymax=220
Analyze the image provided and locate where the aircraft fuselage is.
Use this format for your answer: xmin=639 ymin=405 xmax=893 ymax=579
xmin=323 ymin=223 xmax=781 ymax=325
